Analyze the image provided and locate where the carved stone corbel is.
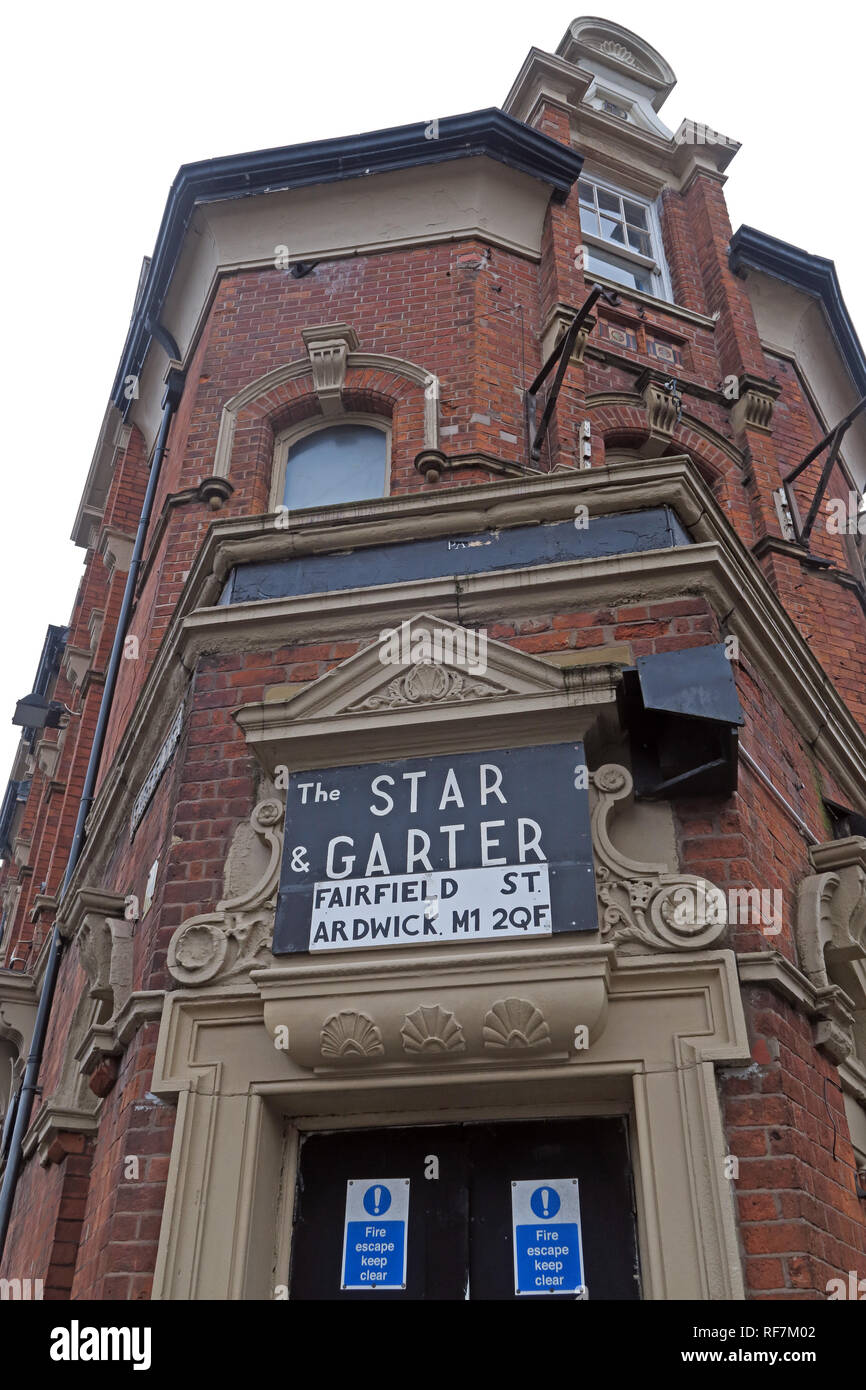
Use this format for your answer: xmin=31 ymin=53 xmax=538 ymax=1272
xmin=729 ymin=373 xmax=781 ymax=436
xmin=796 ymin=837 xmax=866 ymax=989
xmin=796 ymin=837 xmax=866 ymax=1059
xmin=167 ymin=798 xmax=285 ymax=986
xmin=78 ymin=914 xmax=133 ymax=1014
xmin=541 ymin=303 xmax=597 ymax=367
xmin=55 ymin=887 xmax=134 ymax=1084
xmin=99 ymin=526 xmax=135 ymax=579
xmin=301 ymin=323 xmax=359 ymax=415
xmin=62 ymin=645 xmax=91 ymax=690
xmin=35 ymin=735 xmax=61 ymax=780
xmin=636 ymin=366 xmax=680 ymax=454
xmin=590 ymin=763 xmax=728 ymax=951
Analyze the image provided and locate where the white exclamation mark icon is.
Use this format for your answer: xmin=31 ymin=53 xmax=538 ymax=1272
xmin=373 ymin=1186 xmax=382 ymax=1214
xmin=541 ymin=1189 xmax=550 ymax=1217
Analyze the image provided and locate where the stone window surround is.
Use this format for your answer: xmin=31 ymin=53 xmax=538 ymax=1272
xmin=212 ymin=336 xmax=439 ymax=496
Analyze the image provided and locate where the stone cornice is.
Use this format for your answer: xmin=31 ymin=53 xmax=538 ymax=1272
xmin=729 ymin=227 xmax=866 ymax=401
xmin=737 ymin=948 xmax=858 ymax=1064
xmin=113 ymin=989 xmax=166 ymax=1046
xmin=737 ymin=948 xmax=827 ymax=1013
xmin=0 ymin=969 xmax=37 ymax=1006
xmin=65 ymin=459 xmax=866 ymax=903
xmin=22 ymin=1103 xmax=98 ymax=1165
xmin=56 ymin=885 xmax=128 ymax=943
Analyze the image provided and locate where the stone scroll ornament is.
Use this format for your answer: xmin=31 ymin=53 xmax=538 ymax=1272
xmin=590 ymin=764 xmax=728 ymax=950
xmin=167 ymin=799 xmax=284 ymax=985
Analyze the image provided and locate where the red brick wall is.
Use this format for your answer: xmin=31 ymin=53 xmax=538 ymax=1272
xmin=71 ymin=1023 xmax=173 ymax=1301
xmin=723 ymin=991 xmax=866 ymax=1299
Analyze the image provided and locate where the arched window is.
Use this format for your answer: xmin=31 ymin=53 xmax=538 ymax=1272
xmin=272 ymin=419 xmax=389 ymax=511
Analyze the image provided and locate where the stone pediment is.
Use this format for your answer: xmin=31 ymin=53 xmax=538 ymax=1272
xmin=235 ymin=612 xmax=625 ymax=771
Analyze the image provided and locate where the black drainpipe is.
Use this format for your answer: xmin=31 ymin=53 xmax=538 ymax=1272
xmin=0 ymin=364 xmax=185 ymax=1259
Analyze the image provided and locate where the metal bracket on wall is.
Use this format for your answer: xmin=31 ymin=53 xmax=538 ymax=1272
xmin=524 ymin=283 xmax=620 ymax=465
xmin=781 ymin=394 xmax=866 ymax=547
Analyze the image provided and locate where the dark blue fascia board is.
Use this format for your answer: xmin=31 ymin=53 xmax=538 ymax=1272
xmin=221 ymin=506 xmax=691 ymax=606
xmin=729 ymin=226 xmax=866 ymax=397
xmin=110 ymin=110 xmax=584 ymax=409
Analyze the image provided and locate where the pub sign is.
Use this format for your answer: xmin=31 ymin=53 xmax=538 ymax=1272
xmin=273 ymin=742 xmax=597 ymax=955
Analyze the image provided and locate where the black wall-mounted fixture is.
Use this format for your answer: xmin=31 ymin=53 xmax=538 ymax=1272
xmin=618 ymin=643 xmax=745 ymax=799
xmin=781 ymin=395 xmax=866 ymax=547
xmin=524 ymin=283 xmax=620 ymax=465
xmin=11 ymin=693 xmax=67 ymax=730
xmin=823 ymin=797 xmax=866 ymax=840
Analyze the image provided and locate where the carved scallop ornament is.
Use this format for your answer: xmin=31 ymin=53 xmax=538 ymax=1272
xmin=321 ymin=1011 xmax=384 ymax=1061
xmin=482 ymin=998 xmax=551 ymax=1050
xmin=259 ymin=942 xmax=611 ymax=1073
xmin=401 ymin=1005 xmax=466 ymax=1055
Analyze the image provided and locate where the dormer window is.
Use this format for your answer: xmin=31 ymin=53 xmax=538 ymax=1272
xmin=578 ymin=175 xmax=671 ymax=302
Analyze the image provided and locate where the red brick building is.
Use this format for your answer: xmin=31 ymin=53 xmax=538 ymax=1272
xmin=1 ymin=16 xmax=865 ymax=1302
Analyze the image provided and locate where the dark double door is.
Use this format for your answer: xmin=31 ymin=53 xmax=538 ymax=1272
xmin=289 ymin=1117 xmax=641 ymax=1300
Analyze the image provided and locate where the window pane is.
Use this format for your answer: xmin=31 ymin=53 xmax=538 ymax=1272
xmin=580 ymin=208 xmax=599 ymax=236
xmin=585 ymin=250 xmax=632 ymax=287
xmin=586 ymin=249 xmax=652 ymax=295
xmin=578 ymin=179 xmax=595 ymax=205
xmin=283 ymin=424 xmax=387 ymax=509
xmin=597 ymin=188 xmax=621 ymax=215
xmin=622 ymin=200 xmax=648 ymax=229
xmin=627 ymin=226 xmax=652 ymax=256
xmin=602 ymin=218 xmax=626 ymax=245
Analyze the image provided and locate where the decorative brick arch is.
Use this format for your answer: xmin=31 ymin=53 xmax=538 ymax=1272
xmin=586 ymin=393 xmax=743 ymax=490
xmin=211 ymin=352 xmax=439 ymax=491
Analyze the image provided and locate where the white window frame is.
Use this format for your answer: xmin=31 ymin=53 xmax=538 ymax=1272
xmin=577 ymin=172 xmax=673 ymax=304
xmin=270 ymin=415 xmax=391 ymax=513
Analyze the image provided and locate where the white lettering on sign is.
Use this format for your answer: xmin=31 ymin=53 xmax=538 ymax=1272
xmin=310 ymin=865 xmax=552 ymax=951
xmin=316 ymin=819 xmax=545 ymax=879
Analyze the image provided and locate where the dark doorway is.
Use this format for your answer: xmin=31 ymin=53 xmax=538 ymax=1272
xmin=289 ymin=1116 xmax=640 ymax=1300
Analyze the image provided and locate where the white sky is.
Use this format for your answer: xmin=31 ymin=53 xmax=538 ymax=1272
xmin=1 ymin=0 xmax=863 ymax=776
